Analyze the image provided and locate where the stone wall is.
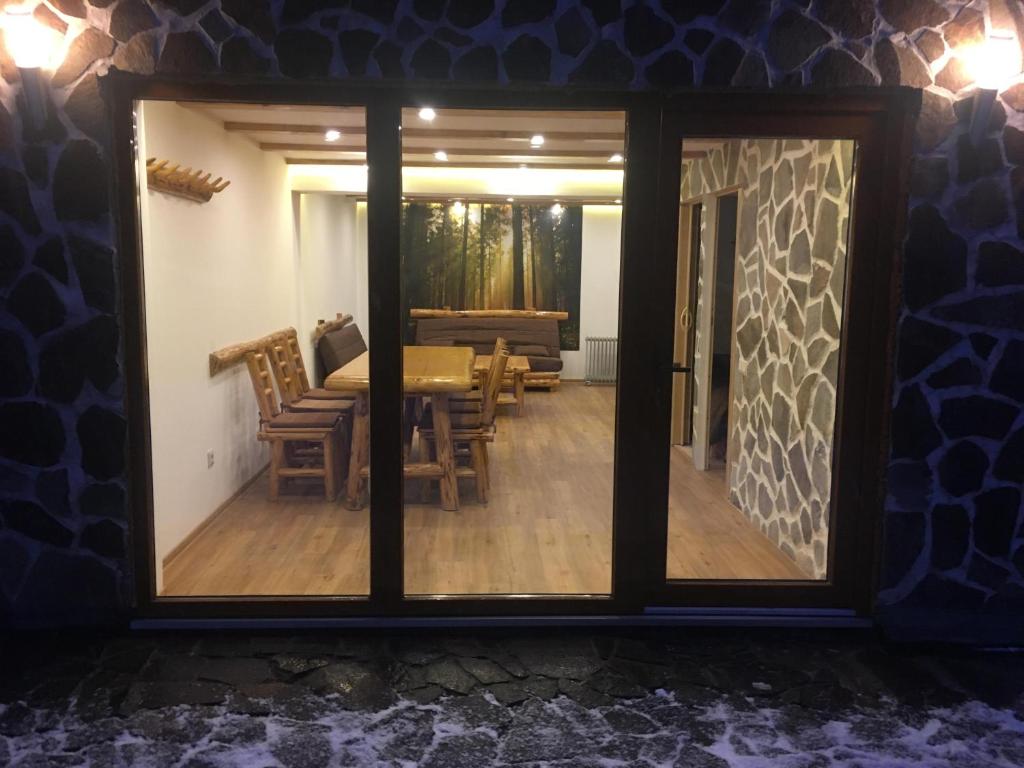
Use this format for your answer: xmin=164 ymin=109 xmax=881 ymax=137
xmin=681 ymin=138 xmax=853 ymax=579
xmin=0 ymin=0 xmax=1022 ymax=638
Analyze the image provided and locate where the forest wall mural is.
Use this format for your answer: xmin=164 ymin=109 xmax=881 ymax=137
xmin=400 ymin=201 xmax=584 ymax=349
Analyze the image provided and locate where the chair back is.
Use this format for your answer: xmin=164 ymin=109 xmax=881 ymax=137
xmin=481 ymin=348 xmax=510 ymax=426
xmin=268 ymin=330 xmax=315 ymax=406
xmin=245 ymin=350 xmax=281 ymax=423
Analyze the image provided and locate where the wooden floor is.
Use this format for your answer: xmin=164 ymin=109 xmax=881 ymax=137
xmin=162 ymin=383 xmax=807 ymax=597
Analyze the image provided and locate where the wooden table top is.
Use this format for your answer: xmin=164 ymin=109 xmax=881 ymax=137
xmin=474 ymin=354 xmax=531 ymax=374
xmin=324 ymin=346 xmax=474 ymax=394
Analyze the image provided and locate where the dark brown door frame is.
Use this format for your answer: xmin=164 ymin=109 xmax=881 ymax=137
xmin=646 ymin=90 xmax=919 ymax=615
xmin=108 ymin=73 xmax=915 ymax=622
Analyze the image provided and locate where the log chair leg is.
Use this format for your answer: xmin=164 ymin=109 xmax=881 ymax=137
xmin=345 ymin=393 xmax=370 ymax=510
xmin=432 ymin=393 xmax=459 ymax=511
xmin=269 ymin=439 xmax=284 ymax=500
xmin=418 ymin=430 xmax=433 ymax=503
xmin=323 ymin=432 xmax=337 ymax=501
xmin=469 ymin=440 xmax=487 ymax=503
xmin=515 ymin=372 xmax=526 ymax=417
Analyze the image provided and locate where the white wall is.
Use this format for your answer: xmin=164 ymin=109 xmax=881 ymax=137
xmin=138 ymin=101 xmax=297 ymax=592
xmin=296 ymin=193 xmax=368 ymax=370
xmin=562 ymin=206 xmax=622 ymax=380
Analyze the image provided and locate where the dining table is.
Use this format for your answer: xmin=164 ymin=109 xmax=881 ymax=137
xmin=324 ymin=346 xmax=475 ymax=511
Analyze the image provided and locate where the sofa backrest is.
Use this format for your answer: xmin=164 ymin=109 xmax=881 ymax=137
xmin=315 ymin=323 xmax=367 ymax=383
xmin=414 ymin=317 xmax=560 ymax=357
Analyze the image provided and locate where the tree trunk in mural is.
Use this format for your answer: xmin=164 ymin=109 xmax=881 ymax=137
xmin=458 ymin=204 xmax=469 ymax=310
xmin=477 ymin=203 xmax=486 ymax=307
xmin=511 ymin=204 xmax=525 ymax=310
xmin=527 ymin=208 xmax=538 ymax=309
xmin=400 ymin=201 xmax=584 ymax=349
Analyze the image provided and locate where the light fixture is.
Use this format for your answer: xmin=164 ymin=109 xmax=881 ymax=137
xmin=324 ymin=129 xmax=341 ymax=142
xmin=608 ymin=153 xmax=624 ymax=163
xmin=966 ymin=29 xmax=1023 ymax=144
xmin=2 ymin=5 xmax=64 ymax=133
xmin=419 ymin=107 xmax=436 ymax=121
xmin=614 ymin=198 xmax=622 ymax=204
xmin=518 ymin=163 xmax=528 ymax=169
xmin=550 ymin=203 xmax=563 ymax=216
xmin=433 ymin=150 xmax=448 ymax=161
xmin=452 ymin=200 xmax=464 ymax=214
xmin=506 ymin=197 xmax=515 ymax=202
xmin=530 ymin=134 xmax=545 ymax=147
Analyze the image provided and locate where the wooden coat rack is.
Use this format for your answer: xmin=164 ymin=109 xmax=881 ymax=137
xmin=146 ymin=157 xmax=230 ymax=203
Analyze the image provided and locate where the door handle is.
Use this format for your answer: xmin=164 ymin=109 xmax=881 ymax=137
xmin=679 ymin=307 xmax=690 ymax=330
xmin=672 ymin=363 xmax=691 ymax=374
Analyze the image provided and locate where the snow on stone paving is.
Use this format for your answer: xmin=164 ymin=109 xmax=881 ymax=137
xmin=1 ymin=631 xmax=1022 ymax=766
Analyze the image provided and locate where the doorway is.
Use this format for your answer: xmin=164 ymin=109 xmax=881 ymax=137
xmin=111 ymin=78 xmax=913 ymax=622
xmin=670 ymin=203 xmax=701 ymax=448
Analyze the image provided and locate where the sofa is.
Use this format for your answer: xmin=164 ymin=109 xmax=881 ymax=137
xmin=413 ymin=316 xmax=562 ymax=389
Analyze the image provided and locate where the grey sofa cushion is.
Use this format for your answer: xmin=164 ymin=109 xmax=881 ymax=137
xmin=316 ymin=324 xmax=367 ymax=379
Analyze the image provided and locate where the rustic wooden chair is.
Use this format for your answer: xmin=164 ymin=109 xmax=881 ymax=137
xmin=245 ymin=350 xmax=345 ymax=501
xmin=268 ymin=330 xmax=356 ymax=410
xmin=419 ymin=348 xmax=509 ymax=503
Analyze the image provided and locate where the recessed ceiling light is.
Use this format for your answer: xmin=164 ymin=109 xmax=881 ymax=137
xmin=324 ymin=129 xmax=341 ymax=142
xmin=419 ymin=107 xmax=436 ymax=121
xmin=530 ymin=134 xmax=545 ymax=147
xmin=609 ymin=153 xmax=624 ymax=163
xmin=433 ymin=150 xmax=448 ymax=161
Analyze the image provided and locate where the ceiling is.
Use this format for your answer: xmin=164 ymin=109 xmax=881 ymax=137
xmin=179 ymin=102 xmax=720 ymax=170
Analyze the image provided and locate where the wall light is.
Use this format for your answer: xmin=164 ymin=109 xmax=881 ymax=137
xmin=433 ymin=150 xmax=448 ymax=161
xmin=967 ymin=29 xmax=1023 ymax=144
xmin=608 ymin=153 xmax=624 ymax=163
xmin=419 ymin=107 xmax=436 ymax=122
xmin=3 ymin=5 xmax=64 ymax=132
xmin=530 ymin=134 xmax=545 ymax=147
xmin=324 ymin=129 xmax=341 ymax=142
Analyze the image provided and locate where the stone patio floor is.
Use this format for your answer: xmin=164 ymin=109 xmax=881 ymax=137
xmin=1 ymin=628 xmax=1022 ymax=767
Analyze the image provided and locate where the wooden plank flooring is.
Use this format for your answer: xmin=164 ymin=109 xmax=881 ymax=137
xmin=162 ymin=383 xmax=808 ymax=597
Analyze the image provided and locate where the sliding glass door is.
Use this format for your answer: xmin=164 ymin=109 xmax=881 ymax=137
xmin=116 ymin=80 xmax=912 ymax=620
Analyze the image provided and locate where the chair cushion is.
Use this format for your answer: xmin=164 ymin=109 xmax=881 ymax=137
xmin=301 ymin=387 xmax=357 ymax=400
xmin=526 ymin=355 xmax=563 ymax=373
xmin=420 ymin=402 xmax=482 ymax=429
xmin=266 ymin=411 xmax=340 ymax=430
xmin=284 ymin=398 xmax=353 ymax=413
xmin=317 ymin=324 xmax=367 ymax=375
xmin=513 ymin=344 xmax=550 ymax=357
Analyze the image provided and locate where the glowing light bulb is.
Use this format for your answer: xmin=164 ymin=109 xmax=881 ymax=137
xmin=419 ymin=107 xmax=436 ymax=121
xmin=550 ymin=203 xmax=563 ymax=216
xmin=3 ymin=6 xmax=62 ymax=70
xmin=530 ymin=134 xmax=545 ymax=147
xmin=452 ymin=200 xmax=464 ymax=214
xmin=967 ymin=30 xmax=1023 ymax=90
xmin=608 ymin=153 xmax=624 ymax=163
xmin=324 ymin=129 xmax=341 ymax=141
xmin=614 ymin=198 xmax=622 ymax=204
xmin=433 ymin=150 xmax=448 ymax=161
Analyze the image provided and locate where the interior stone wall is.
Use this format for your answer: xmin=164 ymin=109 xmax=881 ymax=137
xmin=0 ymin=0 xmax=1022 ymax=638
xmin=681 ymin=139 xmax=853 ymax=579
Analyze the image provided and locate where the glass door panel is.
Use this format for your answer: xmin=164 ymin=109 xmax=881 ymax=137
xmin=136 ymin=99 xmax=371 ymax=597
xmin=397 ymin=106 xmax=626 ymax=596
xmin=666 ymin=136 xmax=856 ymax=583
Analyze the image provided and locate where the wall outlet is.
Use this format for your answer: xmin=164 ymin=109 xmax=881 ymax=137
xmin=206 ymin=450 xmax=215 ymax=469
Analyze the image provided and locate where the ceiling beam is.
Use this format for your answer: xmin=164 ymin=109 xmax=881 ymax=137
xmin=263 ymin=143 xmax=624 ymax=159
xmin=225 ymin=121 xmax=623 ymax=142
xmin=284 ymin=158 xmax=627 ymax=171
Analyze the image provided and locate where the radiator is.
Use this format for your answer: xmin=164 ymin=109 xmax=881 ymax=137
xmin=585 ymin=337 xmax=619 ymax=385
